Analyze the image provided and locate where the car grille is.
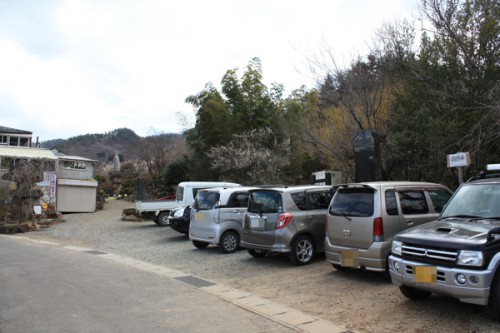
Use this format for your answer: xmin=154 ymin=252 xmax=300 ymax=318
xmin=401 ymin=244 xmax=458 ymax=264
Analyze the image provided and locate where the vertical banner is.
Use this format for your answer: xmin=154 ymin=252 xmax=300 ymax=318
xmin=49 ymin=172 xmax=57 ymax=198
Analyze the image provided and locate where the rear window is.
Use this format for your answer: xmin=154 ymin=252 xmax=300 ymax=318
xmin=329 ymin=188 xmax=374 ymax=217
xmin=194 ymin=191 xmax=220 ymax=210
xmin=248 ymin=191 xmax=282 ymax=213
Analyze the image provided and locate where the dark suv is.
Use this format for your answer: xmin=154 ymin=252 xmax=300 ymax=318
xmin=389 ymin=164 xmax=500 ymax=320
xmin=239 ymin=185 xmax=333 ymax=265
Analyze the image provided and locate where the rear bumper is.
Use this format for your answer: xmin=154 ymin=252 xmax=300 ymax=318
xmin=388 ymin=255 xmax=492 ymax=306
xmin=239 ymin=240 xmax=290 ymax=253
xmin=189 ymin=226 xmax=219 ymax=244
xmin=324 ymin=237 xmax=390 ymax=272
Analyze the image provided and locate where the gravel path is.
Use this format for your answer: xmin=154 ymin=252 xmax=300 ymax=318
xmin=21 ymin=199 xmax=500 ymax=333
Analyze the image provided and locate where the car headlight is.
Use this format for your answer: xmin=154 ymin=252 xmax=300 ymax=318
xmin=457 ymin=250 xmax=483 ymax=266
xmin=173 ymin=208 xmax=185 ymax=218
xmin=391 ymin=240 xmax=402 ymax=256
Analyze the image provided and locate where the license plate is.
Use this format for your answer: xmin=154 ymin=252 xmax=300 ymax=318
xmin=413 ymin=266 xmax=437 ymax=283
xmin=195 ymin=212 xmax=205 ymax=222
xmin=249 ymin=217 xmax=264 ymax=229
xmin=340 ymin=249 xmax=359 ymax=267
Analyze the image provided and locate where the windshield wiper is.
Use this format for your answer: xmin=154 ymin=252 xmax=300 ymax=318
xmin=331 ymin=209 xmax=351 ymax=221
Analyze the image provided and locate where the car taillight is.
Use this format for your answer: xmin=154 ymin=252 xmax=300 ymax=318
xmin=373 ymin=217 xmax=384 ymax=241
xmin=276 ymin=213 xmax=293 ymax=229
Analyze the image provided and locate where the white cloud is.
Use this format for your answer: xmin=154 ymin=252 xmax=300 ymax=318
xmin=0 ymin=0 xmax=417 ymax=141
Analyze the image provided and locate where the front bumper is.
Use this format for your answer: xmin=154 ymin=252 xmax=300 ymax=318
xmin=388 ymin=255 xmax=493 ymax=306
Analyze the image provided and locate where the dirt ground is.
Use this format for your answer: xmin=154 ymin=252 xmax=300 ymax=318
xmin=21 ymin=199 xmax=500 ymax=333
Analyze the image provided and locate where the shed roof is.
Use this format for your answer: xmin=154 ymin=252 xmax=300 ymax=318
xmin=0 ymin=146 xmax=58 ymax=160
xmin=0 ymin=126 xmax=32 ymax=135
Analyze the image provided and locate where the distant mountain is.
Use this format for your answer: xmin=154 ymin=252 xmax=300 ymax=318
xmin=40 ymin=128 xmax=182 ymax=163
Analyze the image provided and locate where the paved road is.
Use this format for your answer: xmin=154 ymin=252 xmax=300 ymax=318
xmin=0 ymin=235 xmax=296 ymax=333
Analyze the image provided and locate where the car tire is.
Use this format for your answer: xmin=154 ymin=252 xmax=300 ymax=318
xmin=155 ymin=212 xmax=170 ymax=226
xmin=289 ymin=235 xmax=315 ymax=265
xmin=219 ymin=231 xmax=239 ymax=254
xmin=487 ymin=273 xmax=500 ymax=321
xmin=399 ymin=285 xmax=431 ymax=301
xmin=192 ymin=240 xmax=209 ymax=249
xmin=247 ymin=249 xmax=267 ymax=258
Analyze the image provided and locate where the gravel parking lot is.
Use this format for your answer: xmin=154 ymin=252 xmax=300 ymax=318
xmin=22 ymin=199 xmax=500 ymax=333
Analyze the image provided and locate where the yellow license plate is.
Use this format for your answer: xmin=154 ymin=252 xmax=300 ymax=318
xmin=413 ymin=266 xmax=437 ymax=283
xmin=195 ymin=212 xmax=205 ymax=221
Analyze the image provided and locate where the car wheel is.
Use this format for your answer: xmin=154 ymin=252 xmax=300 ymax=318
xmin=289 ymin=235 xmax=315 ymax=265
xmin=247 ymin=249 xmax=267 ymax=258
xmin=192 ymin=240 xmax=209 ymax=249
xmin=219 ymin=231 xmax=239 ymax=254
xmin=155 ymin=212 xmax=170 ymax=226
xmin=399 ymin=285 xmax=431 ymax=301
xmin=487 ymin=274 xmax=500 ymax=321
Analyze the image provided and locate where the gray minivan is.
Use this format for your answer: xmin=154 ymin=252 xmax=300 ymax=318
xmin=325 ymin=181 xmax=452 ymax=275
xmin=240 ymin=185 xmax=333 ymax=265
xmin=189 ymin=187 xmax=257 ymax=253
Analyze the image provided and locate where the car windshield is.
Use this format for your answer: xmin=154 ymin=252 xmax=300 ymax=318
xmin=329 ymin=188 xmax=374 ymax=217
xmin=194 ymin=191 xmax=220 ymax=210
xmin=441 ymin=183 xmax=500 ymax=219
xmin=248 ymin=190 xmax=282 ymax=213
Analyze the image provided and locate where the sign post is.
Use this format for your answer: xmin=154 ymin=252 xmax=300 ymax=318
xmin=447 ymin=152 xmax=471 ymax=184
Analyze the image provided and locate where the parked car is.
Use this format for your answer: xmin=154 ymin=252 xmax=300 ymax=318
xmin=325 ymin=181 xmax=453 ymax=276
xmin=168 ymin=182 xmax=241 ymax=234
xmin=136 ymin=181 xmax=240 ymax=226
xmin=189 ymin=186 xmax=258 ymax=253
xmin=389 ymin=164 xmax=500 ymax=320
xmin=239 ymin=185 xmax=334 ymax=265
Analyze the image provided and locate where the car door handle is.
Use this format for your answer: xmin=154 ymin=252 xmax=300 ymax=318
xmin=406 ymin=220 xmax=414 ymax=226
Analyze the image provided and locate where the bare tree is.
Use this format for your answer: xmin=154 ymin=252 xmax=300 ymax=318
xmin=207 ymin=128 xmax=291 ymax=184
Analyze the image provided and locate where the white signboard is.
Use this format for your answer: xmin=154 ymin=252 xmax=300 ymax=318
xmin=447 ymin=152 xmax=471 ymax=168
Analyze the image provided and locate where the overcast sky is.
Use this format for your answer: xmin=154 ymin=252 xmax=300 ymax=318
xmin=0 ymin=0 xmax=418 ymax=141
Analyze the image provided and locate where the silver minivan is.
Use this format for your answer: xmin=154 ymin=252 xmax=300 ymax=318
xmin=325 ymin=181 xmax=453 ymax=275
xmin=189 ymin=187 xmax=257 ymax=253
xmin=240 ymin=185 xmax=333 ymax=265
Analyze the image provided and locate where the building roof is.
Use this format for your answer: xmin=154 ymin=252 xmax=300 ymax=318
xmin=0 ymin=146 xmax=58 ymax=160
xmin=0 ymin=126 xmax=33 ymax=135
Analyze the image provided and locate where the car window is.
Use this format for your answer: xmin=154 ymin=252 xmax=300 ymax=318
xmin=428 ymin=188 xmax=452 ymax=213
xmin=176 ymin=186 xmax=184 ymax=202
xmin=385 ymin=190 xmax=398 ymax=216
xmin=227 ymin=192 xmax=249 ymax=208
xmin=308 ymin=190 xmax=332 ymax=210
xmin=291 ymin=192 xmax=308 ymax=210
xmin=398 ymin=190 xmax=428 ymax=214
xmin=193 ymin=191 xmax=220 ymax=210
xmin=248 ymin=191 xmax=282 ymax=213
xmin=329 ymin=188 xmax=374 ymax=217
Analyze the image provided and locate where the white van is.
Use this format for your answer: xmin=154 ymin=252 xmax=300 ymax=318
xmin=189 ymin=186 xmax=257 ymax=253
xmin=168 ymin=182 xmax=241 ymax=234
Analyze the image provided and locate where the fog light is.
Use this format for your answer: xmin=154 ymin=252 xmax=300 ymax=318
xmin=469 ymin=275 xmax=479 ymax=284
xmin=456 ymin=273 xmax=467 ymax=285
xmin=394 ymin=262 xmax=400 ymax=271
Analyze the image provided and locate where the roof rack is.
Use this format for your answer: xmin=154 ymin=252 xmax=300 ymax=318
xmin=467 ymin=164 xmax=500 ymax=182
